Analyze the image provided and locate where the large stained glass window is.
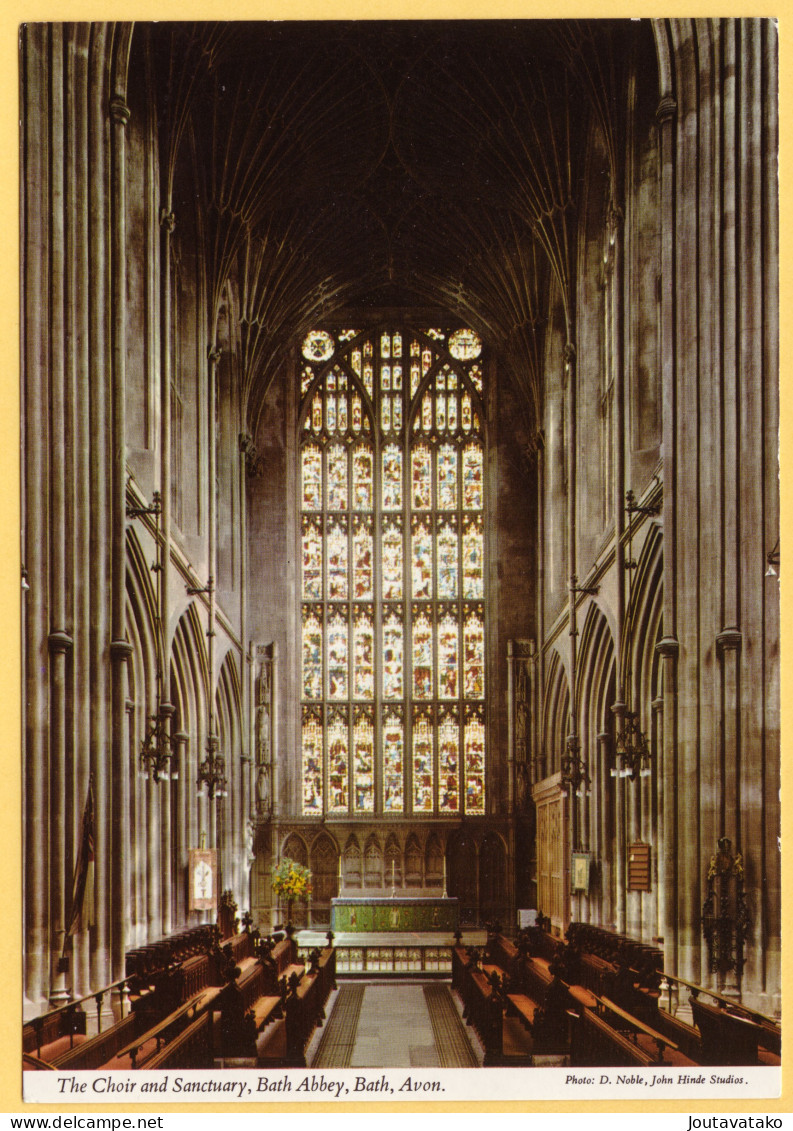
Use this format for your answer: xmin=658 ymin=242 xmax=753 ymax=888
xmin=299 ymin=326 xmax=487 ymax=816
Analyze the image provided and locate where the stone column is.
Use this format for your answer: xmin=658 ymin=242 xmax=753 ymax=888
xmin=159 ymin=208 xmax=176 ymax=938
xmin=88 ymin=22 xmax=112 ymax=995
xmin=611 ymin=699 xmax=626 ymax=934
xmin=46 ymin=25 xmax=71 ymax=1007
xmin=22 ymin=22 xmax=51 ymax=1015
xmin=656 ymin=635 xmax=679 ymax=984
xmin=110 ymin=89 xmax=132 ymax=995
xmin=172 ymin=731 xmax=189 ymax=925
xmin=655 ymin=62 xmax=679 ymax=981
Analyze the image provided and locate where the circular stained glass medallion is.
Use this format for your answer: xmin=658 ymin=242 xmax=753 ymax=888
xmin=302 ymin=330 xmax=335 ymax=362
xmin=448 ymin=328 xmax=482 ymax=361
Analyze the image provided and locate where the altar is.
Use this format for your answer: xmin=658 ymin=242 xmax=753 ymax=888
xmin=331 ymin=894 xmax=459 ymax=933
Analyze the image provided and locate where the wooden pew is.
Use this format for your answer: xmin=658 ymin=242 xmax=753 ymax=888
xmin=283 ymin=948 xmax=336 ymax=1066
xmin=690 ymin=996 xmax=780 ymax=1066
xmin=571 ymin=1007 xmax=655 ymax=1068
xmin=111 ymin=991 xmax=217 ymax=1068
xmin=52 ymin=1013 xmax=140 ymax=1071
xmin=144 ymin=1013 xmax=213 ymax=1069
xmin=452 ymin=948 xmax=531 ymax=1065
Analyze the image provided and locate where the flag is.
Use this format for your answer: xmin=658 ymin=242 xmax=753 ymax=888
xmin=66 ymin=778 xmax=95 ymax=938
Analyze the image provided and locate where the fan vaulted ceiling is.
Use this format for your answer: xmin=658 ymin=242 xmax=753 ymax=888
xmin=145 ymin=19 xmax=645 ymax=428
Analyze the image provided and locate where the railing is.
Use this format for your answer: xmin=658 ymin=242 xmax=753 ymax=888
xmin=23 ymin=976 xmax=131 ymax=1057
xmin=659 ymin=972 xmax=780 ymax=1030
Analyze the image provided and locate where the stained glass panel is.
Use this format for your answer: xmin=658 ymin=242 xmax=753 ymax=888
xmin=302 ymin=517 xmax=323 ymax=599
xmin=352 ymin=446 xmax=373 ymax=511
xmin=352 ymin=520 xmax=373 ymax=600
xmin=382 ymin=712 xmax=404 ymax=812
xmin=439 ymin=712 xmax=460 ymax=812
xmin=382 ymin=522 xmax=403 ymax=600
xmin=326 ymin=518 xmax=348 ymax=600
xmin=353 ymin=608 xmax=374 ymax=700
xmin=327 ymin=445 xmax=348 ymax=511
xmin=327 ymin=713 xmax=349 ymax=813
xmin=464 ymin=714 xmax=485 ymax=814
xmin=326 ymin=393 xmax=336 ymax=433
xmin=412 ymin=612 xmax=433 ymax=699
xmin=312 ymin=392 xmax=322 ymax=433
xmin=413 ymin=711 xmax=434 ymax=811
xmin=448 ymin=328 xmax=482 ymax=360
xmin=436 ymin=394 xmax=446 ymax=431
xmin=463 ymin=518 xmax=484 ymax=599
xmin=338 ymin=393 xmax=348 ymax=432
xmin=352 ymin=394 xmax=362 ymax=433
xmin=461 ymin=392 xmax=472 ymax=433
xmin=353 ymin=711 xmax=375 ymax=811
xmin=437 ymin=521 xmax=458 ymax=599
xmin=462 ymin=443 xmax=483 ymax=510
xmin=302 ymin=710 xmax=323 ymax=814
xmin=383 ymin=613 xmax=404 ymax=700
xmin=438 ymin=615 xmax=459 ymax=699
xmin=412 ymin=520 xmax=433 ymax=600
xmin=464 ymin=611 xmax=485 ymax=699
xmin=411 ymin=446 xmax=432 ymax=509
xmin=437 ymin=445 xmax=457 ymax=509
xmin=302 ymin=445 xmax=322 ymax=511
xmin=302 ymin=329 xmax=335 ymax=362
xmin=381 ymin=397 xmax=391 ymax=432
xmin=327 ymin=612 xmax=349 ymax=700
xmin=382 ymin=445 xmax=402 ymax=510
xmin=392 ymin=395 xmax=402 ymax=432
xmin=302 ymin=611 xmax=323 ymax=700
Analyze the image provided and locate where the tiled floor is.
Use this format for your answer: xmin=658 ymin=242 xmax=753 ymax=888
xmin=350 ymin=983 xmax=441 ymax=1067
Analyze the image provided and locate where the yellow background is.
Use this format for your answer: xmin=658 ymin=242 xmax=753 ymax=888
xmin=4 ymin=0 xmax=789 ymax=1115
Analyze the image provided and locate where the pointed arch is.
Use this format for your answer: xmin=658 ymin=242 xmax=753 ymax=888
xmin=384 ymin=833 xmax=402 ymax=888
xmin=309 ymin=831 xmax=339 ymax=926
xmin=543 ymin=648 xmax=571 ymax=776
xmin=363 ymin=834 xmax=383 ymax=889
xmin=343 ymin=835 xmax=362 ymax=889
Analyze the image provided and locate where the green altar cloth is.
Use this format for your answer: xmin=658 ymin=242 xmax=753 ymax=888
xmin=331 ymin=895 xmax=459 ymax=933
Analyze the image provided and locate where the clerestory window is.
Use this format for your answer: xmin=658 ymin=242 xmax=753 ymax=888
xmin=298 ymin=326 xmax=486 ymax=817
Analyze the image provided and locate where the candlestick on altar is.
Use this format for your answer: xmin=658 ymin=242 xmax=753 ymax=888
xmin=442 ymin=855 xmax=448 ymax=899
xmin=338 ymin=857 xmax=343 ymax=894
xmin=390 ymin=859 xmax=396 ymax=898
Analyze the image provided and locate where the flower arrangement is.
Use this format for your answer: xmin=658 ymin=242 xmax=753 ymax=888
xmin=272 ymin=857 xmax=313 ymax=903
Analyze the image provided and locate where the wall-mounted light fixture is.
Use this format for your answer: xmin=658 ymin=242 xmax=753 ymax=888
xmin=766 ymin=538 xmax=780 ymax=578
xmin=560 ymin=734 xmax=591 ymax=799
xmin=612 ymin=489 xmax=659 ymax=781
xmin=126 ymin=489 xmax=178 ymax=783
xmin=197 ymin=732 xmax=228 ymax=800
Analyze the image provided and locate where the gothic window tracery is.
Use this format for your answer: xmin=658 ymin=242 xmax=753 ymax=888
xmin=299 ymin=326 xmax=487 ymax=816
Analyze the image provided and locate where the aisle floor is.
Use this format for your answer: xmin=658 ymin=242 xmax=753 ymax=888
xmin=309 ymin=981 xmax=483 ymax=1068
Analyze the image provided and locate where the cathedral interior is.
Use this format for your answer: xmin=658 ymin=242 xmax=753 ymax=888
xmin=21 ymin=19 xmax=780 ymax=1071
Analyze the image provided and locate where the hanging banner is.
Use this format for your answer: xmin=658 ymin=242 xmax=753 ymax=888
xmin=188 ymin=848 xmax=217 ymax=911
